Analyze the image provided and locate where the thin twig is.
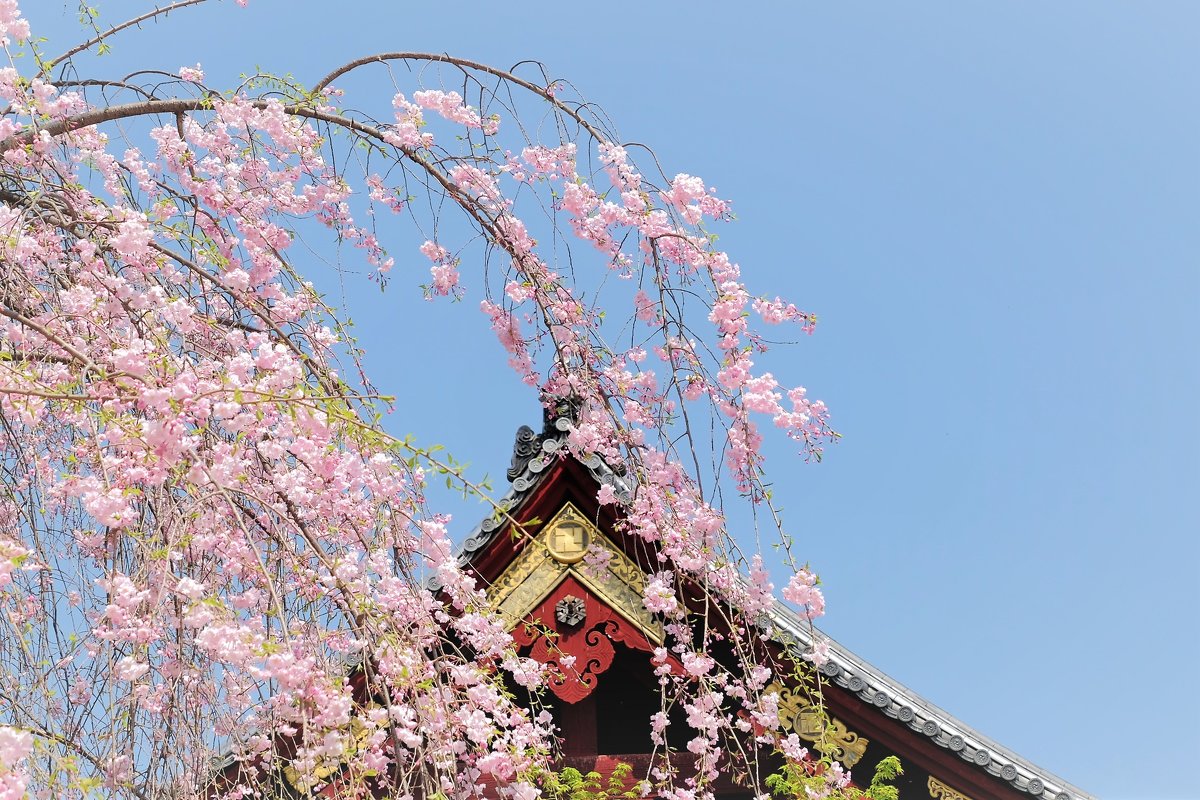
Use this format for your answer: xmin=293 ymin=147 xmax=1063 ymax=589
xmin=44 ymin=0 xmax=210 ymax=71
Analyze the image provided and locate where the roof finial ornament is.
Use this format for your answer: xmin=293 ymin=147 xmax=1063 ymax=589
xmin=541 ymin=392 xmax=580 ymax=436
xmin=506 ymin=425 xmax=541 ymax=482
xmin=507 ymin=397 xmax=583 ymax=482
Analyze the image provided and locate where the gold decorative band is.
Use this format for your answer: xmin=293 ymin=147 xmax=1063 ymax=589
xmin=928 ymin=776 xmax=975 ymax=800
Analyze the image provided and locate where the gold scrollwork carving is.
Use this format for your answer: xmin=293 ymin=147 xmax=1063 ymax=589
xmin=282 ymin=712 xmax=376 ymax=793
xmin=488 ymin=537 xmax=567 ymax=629
xmin=928 ymin=776 xmax=975 ymax=800
xmin=769 ymin=683 xmax=868 ymax=767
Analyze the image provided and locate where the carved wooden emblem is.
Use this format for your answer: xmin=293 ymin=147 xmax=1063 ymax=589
xmin=555 ymin=595 xmax=587 ymax=627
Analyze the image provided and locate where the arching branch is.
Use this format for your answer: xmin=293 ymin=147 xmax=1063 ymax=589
xmin=311 ymin=51 xmax=611 ymax=144
xmin=44 ymin=0 xmax=211 ymax=72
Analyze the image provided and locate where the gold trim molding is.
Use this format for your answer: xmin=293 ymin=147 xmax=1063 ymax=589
xmin=928 ymin=776 xmax=975 ymax=800
xmin=487 ymin=502 xmax=663 ymax=645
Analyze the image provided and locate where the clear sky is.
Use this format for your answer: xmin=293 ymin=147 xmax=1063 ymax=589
xmin=24 ymin=2 xmax=1200 ymax=798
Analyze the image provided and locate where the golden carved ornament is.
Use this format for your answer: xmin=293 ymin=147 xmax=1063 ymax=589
xmin=487 ymin=502 xmax=662 ymax=644
xmin=928 ymin=776 xmax=975 ymax=800
xmin=768 ymin=683 xmax=869 ymax=768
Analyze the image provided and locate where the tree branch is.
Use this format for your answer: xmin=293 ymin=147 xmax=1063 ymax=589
xmin=311 ymin=51 xmax=609 ymax=143
xmin=44 ymin=0 xmax=211 ymax=71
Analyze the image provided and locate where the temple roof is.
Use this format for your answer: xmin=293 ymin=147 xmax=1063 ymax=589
xmin=767 ymin=603 xmax=1095 ymax=800
xmin=451 ymin=413 xmax=1096 ymax=800
xmin=445 ymin=413 xmax=632 ymax=571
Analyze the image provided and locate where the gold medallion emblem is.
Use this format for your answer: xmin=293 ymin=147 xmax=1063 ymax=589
xmin=547 ymin=516 xmax=590 ymax=564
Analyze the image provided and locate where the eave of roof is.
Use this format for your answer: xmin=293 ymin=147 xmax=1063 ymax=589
xmin=766 ymin=603 xmax=1096 ymax=800
xmin=455 ymin=416 xmax=1096 ymax=800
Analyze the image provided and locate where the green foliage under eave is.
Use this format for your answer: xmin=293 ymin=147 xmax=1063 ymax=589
xmin=544 ymin=762 xmax=638 ymax=800
xmin=766 ymin=755 xmax=903 ymax=800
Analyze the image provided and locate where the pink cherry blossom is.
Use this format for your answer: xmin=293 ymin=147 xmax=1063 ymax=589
xmin=0 ymin=5 xmax=842 ymax=798
xmin=783 ymin=569 xmax=826 ymax=619
xmin=178 ymin=64 xmax=205 ymax=82
xmin=0 ymin=728 xmax=31 ymax=768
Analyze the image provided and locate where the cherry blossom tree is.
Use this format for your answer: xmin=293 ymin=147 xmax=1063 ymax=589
xmin=0 ymin=3 xmax=847 ymax=799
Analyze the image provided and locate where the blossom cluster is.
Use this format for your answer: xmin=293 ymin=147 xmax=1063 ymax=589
xmin=0 ymin=727 xmax=31 ymax=800
xmin=0 ymin=4 xmax=841 ymax=799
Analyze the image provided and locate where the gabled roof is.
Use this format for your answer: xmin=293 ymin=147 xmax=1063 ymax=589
xmin=453 ymin=413 xmax=1096 ymax=800
xmin=448 ymin=414 xmax=630 ymax=572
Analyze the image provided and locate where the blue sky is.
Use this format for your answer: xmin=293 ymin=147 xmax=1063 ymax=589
xmin=23 ymin=2 xmax=1199 ymax=798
